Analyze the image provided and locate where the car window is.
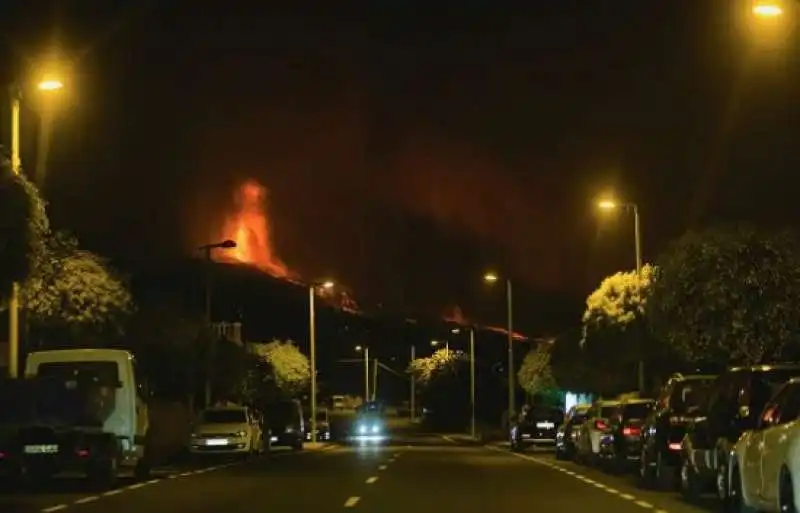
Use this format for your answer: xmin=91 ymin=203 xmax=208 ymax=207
xmin=761 ymin=382 xmax=800 ymax=427
xmin=600 ymin=405 xmax=617 ymax=418
xmin=623 ymin=402 xmax=653 ymax=420
xmin=670 ymin=380 xmax=713 ymax=414
xmin=202 ymin=409 xmax=247 ymax=423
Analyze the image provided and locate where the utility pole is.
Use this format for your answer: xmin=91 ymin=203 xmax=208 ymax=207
xmin=410 ymin=345 xmax=416 ymax=422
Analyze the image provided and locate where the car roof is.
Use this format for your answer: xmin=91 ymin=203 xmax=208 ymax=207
xmin=729 ymin=364 xmax=800 ymax=373
xmin=621 ymin=398 xmax=655 ymax=405
xmin=597 ymin=400 xmax=622 ymax=406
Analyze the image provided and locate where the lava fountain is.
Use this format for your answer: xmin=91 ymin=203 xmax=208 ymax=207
xmin=217 ymin=180 xmax=292 ymax=279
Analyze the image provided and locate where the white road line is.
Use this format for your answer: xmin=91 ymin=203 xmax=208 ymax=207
xmin=494 ymin=447 xmax=669 ymax=513
xmin=75 ymin=496 xmax=99 ymax=504
xmin=379 ymin=464 xmax=388 ymax=470
xmin=103 ymin=489 xmax=123 ymax=496
xmin=168 ymin=474 xmax=180 ymax=479
xmin=388 ymin=458 xmax=396 ymax=463
xmin=146 ymin=479 xmax=159 ymax=485
xmin=179 ymin=471 xmax=192 ymax=476
xmin=41 ymin=506 xmax=68 ymax=513
xmin=393 ymin=453 xmax=400 ymax=457
xmin=127 ymin=483 xmax=145 ymax=489
xmin=344 ymin=496 xmax=361 ymax=507
xmin=366 ymin=476 xmax=379 ymax=484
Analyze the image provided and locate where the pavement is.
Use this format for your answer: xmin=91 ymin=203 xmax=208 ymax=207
xmin=0 ymin=427 xmax=721 ymax=513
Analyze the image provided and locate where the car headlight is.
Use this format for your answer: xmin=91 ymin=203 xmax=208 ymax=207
xmin=236 ymin=430 xmax=247 ymax=438
xmin=285 ymin=426 xmax=294 ymax=433
xmin=358 ymin=424 xmax=367 ymax=434
xmin=371 ymin=424 xmax=380 ymax=434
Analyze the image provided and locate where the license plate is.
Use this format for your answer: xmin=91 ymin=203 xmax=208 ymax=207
xmin=521 ymin=433 xmax=531 ymax=439
xmin=205 ymin=438 xmax=229 ymax=446
xmin=24 ymin=444 xmax=59 ymax=454
xmin=536 ymin=422 xmax=555 ymax=429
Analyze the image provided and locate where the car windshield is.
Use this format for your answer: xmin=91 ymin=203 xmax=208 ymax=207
xmin=202 ymin=409 xmax=246 ymax=424
xmin=264 ymin=402 xmax=297 ymax=426
xmin=600 ymin=405 xmax=618 ymax=418
xmin=524 ymin=407 xmax=563 ymax=423
xmin=623 ymin=402 xmax=652 ymax=420
xmin=670 ymin=380 xmax=713 ymax=414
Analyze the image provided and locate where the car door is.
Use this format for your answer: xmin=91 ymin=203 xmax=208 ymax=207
xmin=742 ymin=387 xmax=786 ymax=501
xmin=760 ymin=382 xmax=800 ymax=503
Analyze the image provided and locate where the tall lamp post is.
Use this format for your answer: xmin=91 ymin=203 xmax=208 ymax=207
xmin=355 ymin=345 xmax=369 ymax=402
xmin=198 ymin=239 xmax=237 ymax=406
xmin=309 ymin=280 xmax=334 ymax=443
xmin=451 ymin=327 xmax=477 ymax=439
xmin=597 ymin=199 xmax=644 ymax=392
xmin=483 ymin=272 xmax=515 ymax=420
xmin=7 ymin=78 xmax=64 ymax=379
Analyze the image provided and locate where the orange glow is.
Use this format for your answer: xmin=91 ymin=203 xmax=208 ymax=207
xmin=442 ymin=305 xmax=527 ymax=341
xmin=217 ymin=180 xmax=291 ymax=278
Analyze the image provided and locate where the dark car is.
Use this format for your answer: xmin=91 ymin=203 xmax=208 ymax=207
xmin=555 ymin=404 xmax=591 ymax=460
xmin=680 ymin=364 xmax=800 ymax=503
xmin=598 ymin=398 xmax=655 ymax=473
xmin=264 ymin=400 xmax=304 ymax=450
xmin=638 ymin=373 xmax=715 ymax=489
xmin=510 ymin=405 xmax=565 ymax=451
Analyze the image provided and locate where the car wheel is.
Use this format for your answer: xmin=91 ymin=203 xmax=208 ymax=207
xmin=728 ymin=463 xmax=758 ymax=513
xmin=639 ymin=448 xmax=654 ymax=487
xmin=679 ymin=454 xmax=702 ymax=501
xmin=779 ymin=467 xmax=796 ymax=513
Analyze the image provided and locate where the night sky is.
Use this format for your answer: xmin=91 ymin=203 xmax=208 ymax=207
xmin=2 ymin=1 xmax=799 ymax=329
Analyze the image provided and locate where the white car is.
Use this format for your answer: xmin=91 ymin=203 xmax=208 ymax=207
xmin=574 ymin=400 xmax=621 ymax=464
xmin=189 ymin=406 xmax=263 ymax=457
xmin=727 ymin=378 xmax=800 ymax=513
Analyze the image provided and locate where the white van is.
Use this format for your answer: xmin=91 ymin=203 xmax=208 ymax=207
xmin=14 ymin=348 xmax=150 ymax=486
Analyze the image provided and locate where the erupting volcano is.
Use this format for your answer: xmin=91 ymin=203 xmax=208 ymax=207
xmin=217 ymin=180 xmax=292 ymax=279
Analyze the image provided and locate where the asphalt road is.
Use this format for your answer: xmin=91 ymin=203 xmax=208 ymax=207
xmin=1 ymin=430 xmax=721 ymax=513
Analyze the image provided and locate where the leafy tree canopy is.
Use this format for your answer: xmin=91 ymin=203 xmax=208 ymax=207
xmin=249 ymin=340 xmax=310 ymax=397
xmin=517 ymin=343 xmax=556 ymax=396
xmin=648 ymin=225 xmax=800 ymax=365
xmin=408 ymin=348 xmax=468 ymax=385
xmin=0 ymin=162 xmax=49 ymax=295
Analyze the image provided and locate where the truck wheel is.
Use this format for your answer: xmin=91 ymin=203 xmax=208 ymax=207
xmin=134 ymin=454 xmax=151 ymax=480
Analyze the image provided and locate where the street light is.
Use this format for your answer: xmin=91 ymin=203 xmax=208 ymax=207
xmin=198 ymin=239 xmax=237 ymax=406
xmin=309 ymin=279 xmax=335 ymax=444
xmin=37 ymin=80 xmax=64 ymax=91
xmin=355 ymin=345 xmax=370 ymax=401
xmin=753 ymin=2 xmax=784 ymax=17
xmin=6 ymin=77 xmax=64 ymax=379
xmin=483 ymin=271 xmax=515 ymax=420
xmin=431 ymin=339 xmax=450 ymax=353
xmin=596 ymin=198 xmax=644 ymax=392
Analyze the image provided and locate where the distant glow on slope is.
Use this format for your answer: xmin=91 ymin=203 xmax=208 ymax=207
xmin=442 ymin=305 xmax=528 ymax=341
xmin=217 ymin=180 xmax=292 ymax=279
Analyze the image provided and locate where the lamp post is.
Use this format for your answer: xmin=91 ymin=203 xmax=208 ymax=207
xmin=597 ymin=199 xmax=644 ymax=392
xmin=7 ymin=78 xmax=64 ymax=379
xmin=451 ymin=326 xmax=478 ymax=439
xmin=309 ymin=280 xmax=334 ymax=443
xmin=355 ymin=345 xmax=369 ymax=402
xmin=198 ymin=239 xmax=237 ymax=406
xmin=483 ymin=272 xmax=515 ymax=420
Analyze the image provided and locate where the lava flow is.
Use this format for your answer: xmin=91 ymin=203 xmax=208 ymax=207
xmin=217 ymin=180 xmax=292 ymax=279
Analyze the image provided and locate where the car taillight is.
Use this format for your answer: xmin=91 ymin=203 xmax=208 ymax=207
xmin=76 ymin=448 xmax=90 ymax=457
xmin=595 ymin=420 xmax=608 ymax=431
xmin=668 ymin=442 xmax=682 ymax=451
xmin=623 ymin=426 xmax=641 ymax=437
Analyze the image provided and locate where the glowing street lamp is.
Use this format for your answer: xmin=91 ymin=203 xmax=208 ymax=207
xmin=482 ymin=271 xmax=515 ymax=418
xmin=37 ymin=79 xmax=64 ymax=91
xmin=753 ymin=2 xmax=784 ymax=17
xmin=309 ymin=279 xmax=335 ymax=443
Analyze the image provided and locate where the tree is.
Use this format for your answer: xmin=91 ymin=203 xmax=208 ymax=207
xmin=648 ymin=225 xmax=800 ymax=366
xmin=517 ymin=343 xmax=556 ymax=396
xmin=408 ymin=349 xmax=470 ymax=429
xmin=249 ymin=340 xmax=310 ymax=399
xmin=20 ymin=232 xmax=134 ymax=346
xmin=0 ymin=162 xmax=49 ymax=297
xmin=408 ymin=349 xmax=468 ymax=385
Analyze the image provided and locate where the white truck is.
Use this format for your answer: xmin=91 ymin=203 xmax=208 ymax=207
xmin=0 ymin=348 xmax=150 ymax=488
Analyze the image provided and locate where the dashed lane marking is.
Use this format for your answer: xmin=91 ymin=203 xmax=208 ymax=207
xmin=41 ymin=506 xmax=68 ymax=513
xmin=366 ymin=476 xmax=379 ymax=484
xmin=344 ymin=496 xmax=361 ymax=507
xmin=490 ymin=446 xmax=671 ymax=512
xmin=103 ymin=489 xmax=123 ymax=497
xmin=74 ymin=496 xmax=98 ymax=505
xmin=379 ymin=464 xmax=388 ymax=470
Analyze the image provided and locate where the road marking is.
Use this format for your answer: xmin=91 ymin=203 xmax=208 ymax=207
xmin=491 ymin=447 xmax=671 ymax=513
xmin=127 ymin=482 xmax=146 ymax=489
xmin=379 ymin=464 xmax=388 ymax=470
xmin=366 ymin=476 xmax=378 ymax=484
xmin=388 ymin=458 xmax=396 ymax=463
xmin=146 ymin=479 xmax=159 ymax=485
xmin=41 ymin=506 xmax=68 ymax=513
xmin=75 ymin=496 xmax=99 ymax=504
xmin=393 ymin=452 xmax=400 ymax=457
xmin=344 ymin=496 xmax=361 ymax=507
xmin=103 ymin=489 xmax=124 ymax=496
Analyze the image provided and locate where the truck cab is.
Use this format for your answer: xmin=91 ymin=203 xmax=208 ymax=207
xmin=3 ymin=348 xmax=150 ymax=487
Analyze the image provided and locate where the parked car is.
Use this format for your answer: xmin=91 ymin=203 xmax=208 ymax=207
xmin=638 ymin=373 xmax=716 ymax=489
xmin=264 ymin=400 xmax=304 ymax=450
xmin=305 ymin=408 xmax=331 ymax=441
xmin=598 ymin=398 xmax=655 ymax=473
xmin=680 ymin=364 xmax=800 ymax=504
xmin=510 ymin=405 xmax=564 ymax=451
xmin=574 ymin=399 xmax=621 ymax=465
xmin=190 ymin=405 xmax=263 ymax=458
xmin=555 ymin=404 xmax=591 ymax=460
xmin=727 ymin=377 xmax=800 ymax=513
